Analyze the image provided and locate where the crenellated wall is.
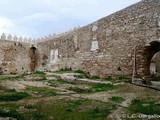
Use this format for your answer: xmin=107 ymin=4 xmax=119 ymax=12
xmin=0 ymin=0 xmax=159 ymax=83
xmin=37 ymin=0 xmax=160 ymax=80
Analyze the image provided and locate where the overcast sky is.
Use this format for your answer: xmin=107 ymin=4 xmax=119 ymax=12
xmin=0 ymin=0 xmax=141 ymax=39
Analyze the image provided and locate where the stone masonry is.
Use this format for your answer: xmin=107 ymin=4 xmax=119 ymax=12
xmin=0 ymin=0 xmax=159 ymax=83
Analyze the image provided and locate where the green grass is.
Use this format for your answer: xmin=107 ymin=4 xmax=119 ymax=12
xmin=68 ymin=86 xmax=92 ymax=93
xmin=117 ymin=76 xmax=132 ymax=83
xmin=128 ymin=99 xmax=160 ymax=115
xmin=48 ymin=75 xmax=74 ymax=85
xmin=89 ymin=83 xmax=116 ymax=92
xmin=23 ymin=99 xmax=113 ymax=120
xmin=0 ymin=103 xmax=20 ymax=110
xmin=32 ymin=71 xmax=45 ymax=75
xmin=54 ymin=68 xmax=73 ymax=74
xmin=0 ymin=91 xmax=30 ymax=101
xmin=26 ymin=86 xmax=57 ymax=97
xmin=0 ymin=109 xmax=25 ymax=120
xmin=109 ymin=96 xmax=125 ymax=103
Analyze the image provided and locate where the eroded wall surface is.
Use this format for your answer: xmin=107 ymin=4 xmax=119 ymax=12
xmin=0 ymin=40 xmax=36 ymax=74
xmin=37 ymin=0 xmax=159 ymax=78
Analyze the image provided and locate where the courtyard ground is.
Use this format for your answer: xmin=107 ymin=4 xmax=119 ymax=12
xmin=0 ymin=70 xmax=160 ymax=120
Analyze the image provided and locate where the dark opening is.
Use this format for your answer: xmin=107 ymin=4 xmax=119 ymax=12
xmin=145 ymin=41 xmax=160 ymax=77
xmin=29 ymin=46 xmax=39 ymax=72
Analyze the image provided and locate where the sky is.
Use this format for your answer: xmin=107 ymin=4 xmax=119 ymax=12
xmin=0 ymin=0 xmax=141 ymax=39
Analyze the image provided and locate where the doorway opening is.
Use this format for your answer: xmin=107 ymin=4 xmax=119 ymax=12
xmin=145 ymin=41 xmax=160 ymax=79
xmin=29 ymin=46 xmax=39 ymax=72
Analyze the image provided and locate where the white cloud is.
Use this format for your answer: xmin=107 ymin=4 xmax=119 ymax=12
xmin=0 ymin=0 xmax=141 ymax=38
xmin=0 ymin=17 xmax=14 ymax=33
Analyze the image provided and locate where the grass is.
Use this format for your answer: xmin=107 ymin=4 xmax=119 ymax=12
xmin=68 ymin=86 xmax=92 ymax=93
xmin=0 ymin=109 xmax=25 ymax=120
xmin=89 ymin=83 xmax=116 ymax=92
xmin=48 ymin=75 xmax=74 ymax=85
xmin=0 ymin=103 xmax=20 ymax=110
xmin=117 ymin=76 xmax=132 ymax=83
xmin=0 ymin=92 xmax=30 ymax=101
xmin=54 ymin=68 xmax=73 ymax=74
xmin=109 ymin=96 xmax=125 ymax=103
xmin=23 ymin=99 xmax=113 ymax=120
xmin=26 ymin=86 xmax=57 ymax=97
xmin=0 ymin=75 xmax=24 ymax=81
xmin=128 ymin=99 xmax=160 ymax=115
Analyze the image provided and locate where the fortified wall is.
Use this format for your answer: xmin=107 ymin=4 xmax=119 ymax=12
xmin=0 ymin=34 xmax=38 ymax=74
xmin=37 ymin=0 xmax=160 ymax=81
xmin=0 ymin=0 xmax=159 ymax=84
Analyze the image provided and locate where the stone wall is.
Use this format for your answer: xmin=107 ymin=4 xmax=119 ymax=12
xmin=37 ymin=0 xmax=160 ymax=78
xmin=0 ymin=40 xmax=37 ymax=74
xmin=0 ymin=0 xmax=159 ymax=80
xmin=37 ymin=0 xmax=160 ymax=77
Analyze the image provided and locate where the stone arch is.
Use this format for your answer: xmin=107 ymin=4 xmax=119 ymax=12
xmin=29 ymin=46 xmax=39 ymax=72
xmin=145 ymin=41 xmax=160 ymax=75
xmin=136 ymin=41 xmax=160 ymax=84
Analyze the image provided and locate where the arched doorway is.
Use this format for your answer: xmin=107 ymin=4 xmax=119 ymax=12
xmin=29 ymin=46 xmax=39 ymax=72
xmin=150 ymin=51 xmax=160 ymax=76
xmin=143 ymin=41 xmax=160 ymax=82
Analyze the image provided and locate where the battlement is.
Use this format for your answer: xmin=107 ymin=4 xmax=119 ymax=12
xmin=0 ymin=33 xmax=36 ymax=44
xmin=0 ymin=26 xmax=80 ymax=44
xmin=36 ymin=26 xmax=80 ymax=43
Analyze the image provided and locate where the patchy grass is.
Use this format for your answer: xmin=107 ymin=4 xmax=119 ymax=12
xmin=68 ymin=86 xmax=92 ymax=93
xmin=117 ymin=76 xmax=132 ymax=83
xmin=0 ymin=109 xmax=25 ymax=120
xmin=24 ymin=104 xmax=35 ymax=109
xmin=26 ymin=86 xmax=57 ymax=97
xmin=89 ymin=83 xmax=116 ymax=92
xmin=0 ymin=103 xmax=24 ymax=120
xmin=32 ymin=71 xmax=45 ymax=75
xmin=0 ymin=92 xmax=30 ymax=102
xmin=48 ymin=75 xmax=74 ymax=85
xmin=0 ymin=75 xmax=25 ymax=82
xmin=109 ymin=96 xmax=125 ymax=103
xmin=128 ymin=99 xmax=160 ymax=115
xmin=23 ymin=99 xmax=114 ymax=120
xmin=54 ymin=68 xmax=73 ymax=74
xmin=0 ymin=103 xmax=20 ymax=110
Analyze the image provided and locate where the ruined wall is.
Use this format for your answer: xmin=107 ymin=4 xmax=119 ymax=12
xmin=0 ymin=40 xmax=37 ymax=74
xmin=37 ymin=0 xmax=159 ymax=78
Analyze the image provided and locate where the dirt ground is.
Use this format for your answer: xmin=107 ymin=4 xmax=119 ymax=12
xmin=0 ymin=71 xmax=160 ymax=120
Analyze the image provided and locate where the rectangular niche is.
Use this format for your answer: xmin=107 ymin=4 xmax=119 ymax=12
xmin=50 ymin=49 xmax=58 ymax=63
xmin=91 ymin=40 xmax=99 ymax=51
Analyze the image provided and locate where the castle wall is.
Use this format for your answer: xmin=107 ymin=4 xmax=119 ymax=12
xmin=37 ymin=0 xmax=159 ymax=78
xmin=0 ymin=40 xmax=34 ymax=74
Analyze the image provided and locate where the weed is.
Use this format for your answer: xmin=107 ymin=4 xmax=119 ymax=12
xmin=24 ymin=104 xmax=35 ymax=109
xmin=26 ymin=86 xmax=57 ymax=97
xmin=0 ymin=92 xmax=30 ymax=101
xmin=24 ymin=99 xmax=113 ymax=120
xmin=54 ymin=68 xmax=73 ymax=74
xmin=68 ymin=87 xmax=92 ymax=93
xmin=128 ymin=99 xmax=160 ymax=115
xmin=89 ymin=107 xmax=111 ymax=119
xmin=117 ymin=76 xmax=132 ymax=83
xmin=0 ymin=109 xmax=25 ymax=120
xmin=109 ymin=96 xmax=125 ymax=103
xmin=89 ymin=83 xmax=116 ymax=92
xmin=49 ymin=76 xmax=74 ymax=85
xmin=32 ymin=71 xmax=45 ymax=75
